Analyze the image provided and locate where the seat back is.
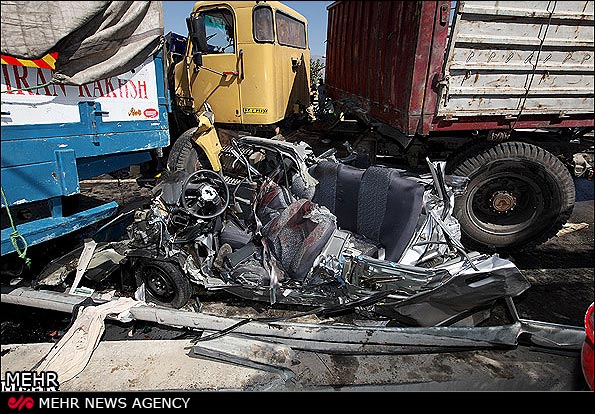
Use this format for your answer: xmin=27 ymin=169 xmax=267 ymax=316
xmin=312 ymin=161 xmax=363 ymax=232
xmin=311 ymin=161 xmax=424 ymax=262
xmin=264 ymin=199 xmax=336 ymax=282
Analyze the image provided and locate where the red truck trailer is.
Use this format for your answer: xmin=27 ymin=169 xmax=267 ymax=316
xmin=325 ymin=0 xmax=594 ymax=251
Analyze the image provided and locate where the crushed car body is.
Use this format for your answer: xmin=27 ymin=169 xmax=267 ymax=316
xmin=34 ymin=133 xmax=531 ymax=328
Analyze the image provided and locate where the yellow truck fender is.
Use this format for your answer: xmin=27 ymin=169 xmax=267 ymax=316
xmin=192 ymin=114 xmax=222 ymax=172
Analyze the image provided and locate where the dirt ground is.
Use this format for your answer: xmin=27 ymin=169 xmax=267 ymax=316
xmin=508 ymin=179 xmax=594 ymax=326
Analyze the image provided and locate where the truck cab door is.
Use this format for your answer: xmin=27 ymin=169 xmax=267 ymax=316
xmin=187 ymin=7 xmax=242 ymax=124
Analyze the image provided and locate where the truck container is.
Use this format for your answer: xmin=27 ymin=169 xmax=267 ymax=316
xmin=326 ymin=0 xmax=594 ymax=135
xmin=325 ymin=0 xmax=594 ymax=250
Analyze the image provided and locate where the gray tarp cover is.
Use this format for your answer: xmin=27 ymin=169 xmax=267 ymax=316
xmin=1 ymin=1 xmax=164 ymax=85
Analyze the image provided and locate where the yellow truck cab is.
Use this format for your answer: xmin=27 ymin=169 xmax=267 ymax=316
xmin=173 ymin=1 xmax=311 ymax=131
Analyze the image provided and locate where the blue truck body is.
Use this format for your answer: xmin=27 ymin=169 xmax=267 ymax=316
xmin=1 ymin=52 xmax=170 ymax=255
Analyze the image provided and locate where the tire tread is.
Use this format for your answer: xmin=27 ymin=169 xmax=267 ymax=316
xmin=449 ymin=141 xmax=575 ymax=251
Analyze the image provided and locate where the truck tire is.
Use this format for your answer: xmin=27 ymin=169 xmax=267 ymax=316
xmin=167 ymin=128 xmax=211 ymax=174
xmin=134 ymin=260 xmax=193 ymax=309
xmin=450 ymin=141 xmax=575 ymax=251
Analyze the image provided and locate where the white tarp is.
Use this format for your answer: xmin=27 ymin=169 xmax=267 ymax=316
xmin=1 ymin=1 xmax=164 ymax=85
xmin=33 ymin=297 xmax=140 ymax=384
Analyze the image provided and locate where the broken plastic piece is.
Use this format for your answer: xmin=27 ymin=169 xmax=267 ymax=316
xmin=69 ymin=239 xmax=97 ymax=294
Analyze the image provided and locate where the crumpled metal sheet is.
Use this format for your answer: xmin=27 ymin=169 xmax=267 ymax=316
xmin=34 ymin=242 xmax=127 ymax=287
xmin=374 ymin=255 xmax=531 ymax=326
xmin=399 ymin=162 xmax=463 ymax=266
xmin=0 ymin=1 xmax=164 ymax=85
xmin=2 ymin=287 xmax=585 ymax=354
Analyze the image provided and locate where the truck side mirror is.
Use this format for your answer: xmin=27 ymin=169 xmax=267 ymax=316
xmin=186 ymin=14 xmax=207 ymax=66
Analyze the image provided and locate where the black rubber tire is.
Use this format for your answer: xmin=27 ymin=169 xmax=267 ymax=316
xmin=134 ymin=260 xmax=193 ymax=308
xmin=449 ymin=141 xmax=575 ymax=251
xmin=166 ymin=128 xmax=211 ymax=174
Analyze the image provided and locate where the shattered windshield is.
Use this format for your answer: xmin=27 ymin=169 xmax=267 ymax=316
xmin=202 ymin=9 xmax=235 ymax=54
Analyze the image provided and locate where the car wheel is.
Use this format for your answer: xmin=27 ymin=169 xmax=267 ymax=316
xmin=134 ymin=260 xmax=193 ymax=308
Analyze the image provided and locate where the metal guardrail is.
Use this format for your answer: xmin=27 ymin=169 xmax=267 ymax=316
xmin=1 ymin=286 xmax=585 ymax=354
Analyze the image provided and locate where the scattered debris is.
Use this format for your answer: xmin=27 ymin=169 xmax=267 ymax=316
xmin=190 ymin=335 xmax=298 ymax=390
xmin=556 ymin=222 xmax=589 ymax=237
xmin=9 ymin=278 xmax=22 ymax=286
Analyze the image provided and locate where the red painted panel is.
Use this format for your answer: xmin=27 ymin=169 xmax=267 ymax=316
xmin=325 ymin=1 xmax=593 ymax=136
xmin=326 ymin=1 xmax=427 ymax=134
xmin=409 ymin=1 xmax=438 ymax=135
xmin=419 ymin=1 xmax=451 ymax=135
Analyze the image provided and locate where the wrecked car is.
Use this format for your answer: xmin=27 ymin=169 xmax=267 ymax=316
xmin=34 ymin=135 xmax=530 ymax=327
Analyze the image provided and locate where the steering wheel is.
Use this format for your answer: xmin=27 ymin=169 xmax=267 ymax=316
xmin=181 ymin=169 xmax=230 ymax=219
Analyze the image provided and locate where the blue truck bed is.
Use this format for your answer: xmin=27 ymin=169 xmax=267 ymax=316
xmin=1 ymin=52 xmax=170 ymax=255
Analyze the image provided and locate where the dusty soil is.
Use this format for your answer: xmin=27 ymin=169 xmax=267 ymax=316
xmin=507 ymin=178 xmax=594 ymax=326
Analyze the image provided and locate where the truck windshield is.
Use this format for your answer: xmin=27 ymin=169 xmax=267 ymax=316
xmin=202 ymin=9 xmax=235 ymax=54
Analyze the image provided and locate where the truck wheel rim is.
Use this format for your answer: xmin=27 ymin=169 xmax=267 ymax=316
xmin=466 ymin=172 xmax=544 ymax=236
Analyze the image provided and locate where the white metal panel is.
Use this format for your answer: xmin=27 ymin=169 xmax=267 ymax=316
xmin=438 ymin=1 xmax=595 ymax=117
xmin=1 ymin=58 xmax=160 ymax=126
